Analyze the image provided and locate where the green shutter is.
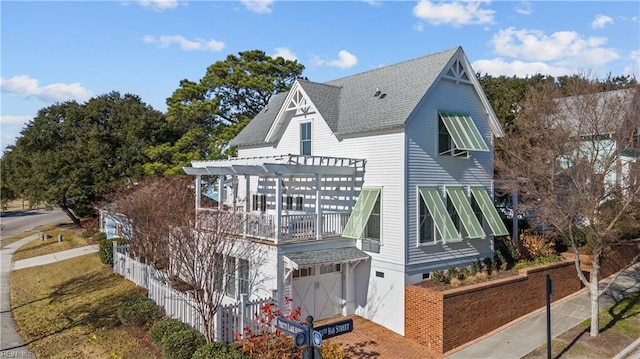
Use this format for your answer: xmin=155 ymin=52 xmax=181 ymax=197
xmin=439 ymin=111 xmax=489 ymax=152
xmin=343 ymin=188 xmax=381 ymax=239
xmin=445 ymin=187 xmax=486 ymax=239
xmin=470 ymin=188 xmax=509 ymax=236
xmin=419 ymin=188 xmax=459 ymax=242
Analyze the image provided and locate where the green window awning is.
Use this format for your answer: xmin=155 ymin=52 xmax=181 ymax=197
xmin=439 ymin=111 xmax=489 ymax=152
xmin=445 ymin=187 xmax=485 ymax=239
xmin=419 ymin=188 xmax=459 ymax=242
xmin=470 ymin=187 xmax=509 ymax=236
xmin=343 ymin=188 xmax=380 ymax=239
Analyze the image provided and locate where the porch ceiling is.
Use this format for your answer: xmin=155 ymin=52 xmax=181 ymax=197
xmin=284 ymin=247 xmax=370 ymax=269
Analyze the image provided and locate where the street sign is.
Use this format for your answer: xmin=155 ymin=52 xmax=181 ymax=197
xmin=312 ymin=330 xmax=323 ymax=347
xmin=295 ymin=331 xmax=307 ymax=347
xmin=276 ymin=317 xmax=306 ymax=336
xmin=315 ymin=318 xmax=353 ymax=340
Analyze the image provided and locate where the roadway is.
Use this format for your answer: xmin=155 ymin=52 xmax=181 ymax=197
xmin=1 ymin=208 xmax=70 ymax=241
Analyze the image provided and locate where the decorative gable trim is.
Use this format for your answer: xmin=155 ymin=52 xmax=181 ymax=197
xmin=432 ymin=48 xmax=505 ymax=138
xmin=265 ymin=81 xmax=318 ymax=143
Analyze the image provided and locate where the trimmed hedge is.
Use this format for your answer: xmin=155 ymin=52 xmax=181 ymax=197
xmin=160 ymin=328 xmax=205 ymax=359
xmin=192 ymin=342 xmax=249 ymax=359
xmin=116 ymin=294 xmax=164 ymax=327
xmin=148 ymin=318 xmax=190 ymax=346
xmin=99 ymin=239 xmax=114 ymax=265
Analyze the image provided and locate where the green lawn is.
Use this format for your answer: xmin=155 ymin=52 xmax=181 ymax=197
xmin=522 ymin=292 xmax=640 ymax=358
xmin=10 ymin=253 xmax=162 ymax=359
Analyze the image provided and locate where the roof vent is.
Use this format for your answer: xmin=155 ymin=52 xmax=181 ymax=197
xmin=374 ymin=88 xmax=381 ymax=97
xmin=379 ymin=93 xmax=387 ymax=99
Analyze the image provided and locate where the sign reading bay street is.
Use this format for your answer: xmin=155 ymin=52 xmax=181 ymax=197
xmin=315 ymin=318 xmax=354 ymax=340
xmin=276 ymin=317 xmax=306 ymax=336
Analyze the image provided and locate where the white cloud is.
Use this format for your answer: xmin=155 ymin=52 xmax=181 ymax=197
xmin=310 ymin=50 xmax=358 ymax=70
xmin=623 ymin=50 xmax=640 ymax=77
xmin=413 ymin=22 xmax=425 ymax=32
xmin=591 ymin=14 xmax=613 ymax=29
xmin=0 ymin=115 xmax=33 ymax=126
xmin=490 ymin=27 xmax=619 ymax=68
xmin=0 ymin=75 xmax=93 ymax=103
xmin=271 ymin=47 xmax=297 ymax=61
xmin=472 ymin=58 xmax=568 ymax=77
xmin=515 ymin=1 xmax=532 ymax=15
xmin=240 ymin=0 xmax=274 ymax=14
xmin=143 ymin=35 xmax=225 ymax=51
xmin=413 ymin=0 xmax=494 ymax=27
xmin=138 ymin=0 xmax=178 ymax=12
xmin=363 ymin=0 xmax=383 ymax=7
xmin=0 ymin=115 xmax=34 ymax=150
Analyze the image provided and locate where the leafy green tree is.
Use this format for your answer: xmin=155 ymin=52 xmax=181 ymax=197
xmin=5 ymin=92 xmax=167 ymax=225
xmin=145 ymin=50 xmax=305 ymax=175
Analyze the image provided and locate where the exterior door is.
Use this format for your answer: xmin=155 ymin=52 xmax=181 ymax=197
xmin=292 ymin=264 xmax=343 ymax=321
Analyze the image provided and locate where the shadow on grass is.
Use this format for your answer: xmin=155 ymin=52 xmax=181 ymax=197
xmin=553 ymin=292 xmax=640 ymax=358
xmin=20 ymin=269 xmax=140 ymax=347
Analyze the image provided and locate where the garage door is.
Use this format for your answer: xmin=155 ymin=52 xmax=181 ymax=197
xmin=292 ymin=264 xmax=343 ymax=321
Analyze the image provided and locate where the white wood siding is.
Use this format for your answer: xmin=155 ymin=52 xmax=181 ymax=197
xmin=405 ymin=78 xmax=495 ymax=270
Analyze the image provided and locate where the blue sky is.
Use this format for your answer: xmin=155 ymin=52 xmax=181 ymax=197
xmin=2 ymin=1 xmax=639 ymax=151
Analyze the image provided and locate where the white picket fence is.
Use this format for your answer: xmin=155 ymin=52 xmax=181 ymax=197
xmin=113 ymin=242 xmax=274 ymax=343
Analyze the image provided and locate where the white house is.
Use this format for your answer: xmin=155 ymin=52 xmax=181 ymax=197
xmin=183 ymin=46 xmax=508 ymax=335
xmin=555 ymin=87 xmax=639 ymax=196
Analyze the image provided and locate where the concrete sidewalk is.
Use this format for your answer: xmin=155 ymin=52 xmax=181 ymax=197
xmin=447 ymin=264 xmax=640 ymax=359
xmin=1 ymin=234 xmax=38 ymax=357
xmin=1 ymin=236 xmax=98 ymax=357
xmin=12 ymin=244 xmax=99 ymax=270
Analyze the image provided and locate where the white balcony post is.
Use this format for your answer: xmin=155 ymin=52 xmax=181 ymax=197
xmin=244 ymin=176 xmax=250 ymax=238
xmin=315 ymin=174 xmax=322 ymax=240
xmin=195 ymin=175 xmax=201 ymax=211
xmin=275 ymin=173 xmax=282 ymax=244
xmin=218 ymin=175 xmax=225 ymax=210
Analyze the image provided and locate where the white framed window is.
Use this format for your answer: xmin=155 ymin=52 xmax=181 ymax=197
xmin=238 ymin=258 xmax=250 ymax=295
xmin=300 ymin=122 xmax=312 ymax=155
xmin=362 ymin=194 xmax=381 ymax=253
xmin=252 ymin=194 xmax=267 ymax=212
xmin=437 ymin=111 xmax=489 ymax=157
xmin=225 ymin=256 xmax=236 ymax=297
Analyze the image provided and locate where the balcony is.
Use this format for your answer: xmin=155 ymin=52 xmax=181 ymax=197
xmin=199 ymin=209 xmax=350 ymax=243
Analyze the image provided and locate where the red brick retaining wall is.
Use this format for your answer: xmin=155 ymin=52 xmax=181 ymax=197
xmin=405 ymin=260 xmax=581 ymax=354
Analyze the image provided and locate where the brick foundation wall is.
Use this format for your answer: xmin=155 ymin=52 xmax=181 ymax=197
xmin=405 ymin=260 xmax=581 ymax=354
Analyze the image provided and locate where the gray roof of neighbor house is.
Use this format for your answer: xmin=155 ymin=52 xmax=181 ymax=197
xmin=555 ymin=87 xmax=640 ymax=136
xmin=230 ymin=47 xmax=468 ymax=147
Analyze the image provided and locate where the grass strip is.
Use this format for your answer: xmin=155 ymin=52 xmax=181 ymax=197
xmin=10 ymin=253 xmax=161 ymax=358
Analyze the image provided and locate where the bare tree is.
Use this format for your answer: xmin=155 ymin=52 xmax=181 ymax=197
xmin=108 ymin=176 xmax=268 ymax=342
xmin=497 ymin=78 xmax=640 ymax=337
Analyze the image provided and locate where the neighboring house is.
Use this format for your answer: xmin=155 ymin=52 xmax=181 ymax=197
xmin=555 ymin=87 xmax=640 ymax=196
xmin=99 ymin=208 xmax=129 ymax=240
xmin=182 ymin=46 xmax=508 ymax=336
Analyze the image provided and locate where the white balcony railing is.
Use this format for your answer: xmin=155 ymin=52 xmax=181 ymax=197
xmin=198 ymin=209 xmax=349 ymax=243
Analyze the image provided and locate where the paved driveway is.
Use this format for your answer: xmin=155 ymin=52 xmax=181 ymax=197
xmin=317 ymin=315 xmax=439 ymax=359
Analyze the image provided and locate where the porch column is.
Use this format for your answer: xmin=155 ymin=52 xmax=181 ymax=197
xmin=244 ymin=175 xmax=250 ymax=238
xmin=232 ymin=175 xmax=238 ymax=211
xmin=345 ymin=262 xmax=357 ymax=314
xmin=195 ymin=175 xmax=201 ymax=211
xmin=275 ymin=173 xmax=282 ymax=244
xmin=218 ymin=175 xmax=225 ymax=210
xmin=315 ymin=174 xmax=322 ymax=240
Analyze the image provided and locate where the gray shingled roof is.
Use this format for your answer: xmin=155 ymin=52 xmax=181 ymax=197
xmin=284 ymin=246 xmax=370 ymax=267
xmin=555 ymin=88 xmax=639 ymax=136
xmin=230 ymin=91 xmax=288 ymax=147
xmin=231 ymin=47 xmax=461 ymax=147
